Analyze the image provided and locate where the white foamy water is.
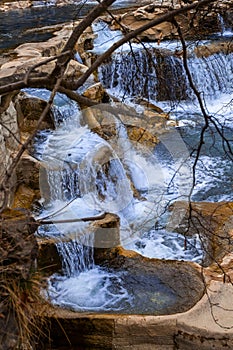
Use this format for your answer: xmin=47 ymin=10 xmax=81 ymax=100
xmin=46 ymin=267 xmax=132 ymax=312
xmin=34 ymin=18 xmax=233 ymax=312
xmin=218 ymin=14 xmax=233 ymax=38
xmin=126 ymin=228 xmax=203 ymax=263
xmin=192 ymin=155 xmax=233 ymax=202
xmin=92 ymin=20 xmax=123 ymax=55
xmin=36 ymin=99 xmax=200 ymax=312
xmin=43 ymin=230 xmax=132 ymax=312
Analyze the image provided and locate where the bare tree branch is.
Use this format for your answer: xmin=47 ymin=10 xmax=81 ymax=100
xmin=0 ymin=0 xmax=118 ymax=213
xmin=0 ymin=0 xmax=216 ymax=96
xmin=71 ymin=0 xmax=217 ymax=90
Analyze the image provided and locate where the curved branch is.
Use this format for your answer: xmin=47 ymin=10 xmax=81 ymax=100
xmin=50 ymin=0 xmax=116 ymax=80
xmin=58 ymin=87 xmax=98 ymax=107
xmin=71 ymin=0 xmax=217 ymax=90
xmin=37 ymin=212 xmax=106 ymax=225
xmin=173 ymin=17 xmax=209 ymax=190
xmin=0 ymin=0 xmax=116 ymax=95
xmin=0 ymin=0 xmax=216 ymax=96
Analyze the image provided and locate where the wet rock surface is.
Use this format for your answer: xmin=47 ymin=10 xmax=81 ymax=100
xmin=169 ymin=201 xmax=233 ymax=266
xmin=94 ymin=246 xmax=205 ymax=315
xmin=16 ymin=91 xmax=55 ymax=133
xmin=0 ymin=2 xmax=233 ymax=349
xmin=195 ymin=41 xmax=233 ymax=57
xmin=38 ymin=233 xmax=205 ymax=316
xmin=81 ymin=102 xmax=169 ymax=149
xmin=107 ymin=1 xmax=232 ymax=41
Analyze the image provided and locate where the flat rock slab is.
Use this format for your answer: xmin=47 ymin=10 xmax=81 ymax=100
xmin=43 ymin=280 xmax=233 ymax=349
xmin=176 ymin=280 xmax=233 ymax=349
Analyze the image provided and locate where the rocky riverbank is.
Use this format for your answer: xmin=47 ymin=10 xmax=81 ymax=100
xmin=0 ymin=1 xmax=233 ymax=349
xmin=0 ymin=0 xmax=153 ymax=12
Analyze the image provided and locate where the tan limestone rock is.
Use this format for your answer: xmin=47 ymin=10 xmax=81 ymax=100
xmin=82 ymin=82 xmax=108 ymax=104
xmin=0 ymin=21 xmax=92 ymax=87
xmin=119 ymin=11 xmax=176 ymax=42
xmin=195 ymin=41 xmax=233 ymax=58
xmin=15 ymin=92 xmax=55 ymax=133
xmin=12 ymin=184 xmax=37 ymax=210
xmin=176 ymin=280 xmax=233 ymax=348
xmin=0 ymin=0 xmax=32 ymax=11
xmin=168 ymin=201 xmax=233 ymax=266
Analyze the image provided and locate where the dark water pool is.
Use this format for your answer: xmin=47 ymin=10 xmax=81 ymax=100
xmin=0 ymin=0 xmax=149 ymax=50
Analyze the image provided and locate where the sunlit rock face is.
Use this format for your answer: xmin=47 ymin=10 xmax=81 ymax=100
xmin=168 ymin=201 xmax=233 ymax=267
xmin=0 ymin=93 xmax=19 ymax=207
xmin=0 ymin=0 xmax=33 ymax=11
xmin=195 ymin=42 xmax=233 ymax=57
xmin=107 ymin=1 xmax=231 ymax=41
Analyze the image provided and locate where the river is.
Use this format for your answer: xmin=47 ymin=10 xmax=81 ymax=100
xmin=1 ymin=1 xmax=232 ymax=314
xmin=0 ymin=0 xmax=150 ymax=50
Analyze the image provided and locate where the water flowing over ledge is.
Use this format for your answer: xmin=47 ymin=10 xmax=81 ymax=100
xmin=33 ymin=15 xmax=233 ymax=310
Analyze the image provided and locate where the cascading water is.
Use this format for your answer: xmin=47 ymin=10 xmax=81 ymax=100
xmin=218 ymin=14 xmax=233 ymax=37
xmin=47 ymin=233 xmax=134 ymax=312
xmin=38 ymin=112 xmax=135 ymax=312
xmin=100 ymin=49 xmax=190 ymax=101
xmin=37 ymin=93 xmax=203 ymax=313
xmin=94 ymin=23 xmax=233 ymax=261
xmin=35 ymin=17 xmax=233 ymax=313
xmin=99 ymin=48 xmax=233 ymax=102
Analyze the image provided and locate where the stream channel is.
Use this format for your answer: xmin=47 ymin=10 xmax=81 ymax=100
xmin=2 ymin=1 xmax=233 ymax=315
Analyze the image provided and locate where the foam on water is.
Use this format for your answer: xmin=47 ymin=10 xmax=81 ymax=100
xmin=34 ymin=21 xmax=233 ymax=312
xmin=92 ymin=20 xmax=123 ymax=55
xmin=126 ymin=228 xmax=203 ymax=263
xmin=42 ymin=230 xmax=133 ymax=312
xmin=46 ymin=267 xmax=132 ymax=312
xmin=217 ymin=15 xmax=233 ymax=38
xmin=192 ymin=155 xmax=233 ymax=202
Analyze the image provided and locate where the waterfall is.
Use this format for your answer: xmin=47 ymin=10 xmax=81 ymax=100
xmin=218 ymin=14 xmax=233 ymax=37
xmin=100 ymin=49 xmax=158 ymax=100
xmin=99 ymin=48 xmax=233 ymax=102
xmin=36 ymin=42 xmax=233 ymax=312
xmin=40 ymin=117 xmax=133 ymax=207
xmin=38 ymin=110 xmax=137 ymax=312
xmin=91 ymin=20 xmax=123 ymax=55
xmin=188 ymin=53 xmax=233 ymax=99
xmin=56 ymin=233 xmax=94 ymax=277
xmin=37 ymin=100 xmax=204 ymax=312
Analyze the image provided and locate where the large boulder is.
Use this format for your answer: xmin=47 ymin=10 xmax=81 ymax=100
xmin=81 ymin=103 xmax=169 ymax=148
xmin=0 ymin=55 xmax=89 ymax=86
xmin=0 ymin=21 xmax=93 ymax=88
xmin=15 ymin=91 xmax=55 ymax=133
xmin=108 ymin=1 xmax=231 ymax=41
xmin=168 ymin=201 xmax=233 ymax=266
xmin=195 ymin=41 xmax=233 ymax=58
xmin=110 ymin=5 xmax=176 ymax=42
